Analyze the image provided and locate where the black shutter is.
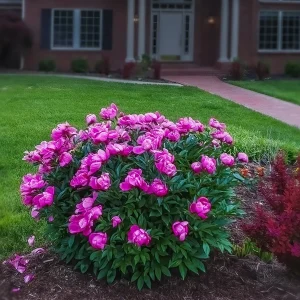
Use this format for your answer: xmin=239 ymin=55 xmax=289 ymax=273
xmin=40 ymin=9 xmax=52 ymax=49
xmin=102 ymin=10 xmax=113 ymax=50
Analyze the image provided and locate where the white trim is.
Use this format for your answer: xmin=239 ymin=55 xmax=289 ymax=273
xmin=126 ymin=0 xmax=135 ymax=62
xmin=138 ymin=0 xmax=146 ymax=60
xmin=51 ymin=8 xmax=103 ymax=51
xmin=218 ymin=0 xmax=229 ymax=62
xmin=230 ymin=0 xmax=239 ymax=61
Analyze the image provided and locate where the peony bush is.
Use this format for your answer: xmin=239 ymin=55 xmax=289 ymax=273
xmin=21 ymin=103 xmax=248 ymax=289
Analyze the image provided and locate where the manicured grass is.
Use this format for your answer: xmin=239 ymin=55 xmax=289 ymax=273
xmin=229 ymin=80 xmax=300 ymax=106
xmin=0 ymin=74 xmax=300 ymax=260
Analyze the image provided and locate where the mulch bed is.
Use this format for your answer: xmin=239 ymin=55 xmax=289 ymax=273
xmin=1 ymin=180 xmax=300 ymax=300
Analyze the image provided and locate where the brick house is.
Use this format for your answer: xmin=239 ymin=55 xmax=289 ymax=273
xmin=2 ymin=0 xmax=300 ymax=74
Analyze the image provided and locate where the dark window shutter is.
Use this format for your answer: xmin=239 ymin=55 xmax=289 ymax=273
xmin=102 ymin=10 xmax=113 ymax=50
xmin=40 ymin=9 xmax=52 ymax=49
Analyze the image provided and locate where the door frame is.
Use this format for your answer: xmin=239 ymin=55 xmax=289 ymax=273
xmin=150 ymin=0 xmax=195 ymax=62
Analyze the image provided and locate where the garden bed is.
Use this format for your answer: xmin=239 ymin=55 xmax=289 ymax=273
xmin=1 ymin=183 xmax=300 ymax=300
xmin=1 ymin=250 xmax=299 ymax=300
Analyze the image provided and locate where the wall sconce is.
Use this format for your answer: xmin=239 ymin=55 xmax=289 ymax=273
xmin=134 ymin=15 xmax=139 ymax=23
xmin=207 ymin=16 xmax=216 ymax=25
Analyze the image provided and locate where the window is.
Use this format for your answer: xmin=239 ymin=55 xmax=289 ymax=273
xmin=259 ymin=11 xmax=279 ymax=50
xmin=80 ymin=10 xmax=101 ymax=48
xmin=259 ymin=10 xmax=300 ymax=51
xmin=282 ymin=12 xmax=300 ymax=50
xmin=52 ymin=9 xmax=102 ymax=50
xmin=53 ymin=10 xmax=74 ymax=48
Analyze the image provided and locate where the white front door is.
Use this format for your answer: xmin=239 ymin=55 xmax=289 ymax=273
xmin=159 ymin=12 xmax=183 ymax=60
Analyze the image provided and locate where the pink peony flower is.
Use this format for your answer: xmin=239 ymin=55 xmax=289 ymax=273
xmin=172 ymin=221 xmax=189 ymax=241
xmin=133 ymin=133 xmax=162 ymax=155
xmin=190 ymin=197 xmax=212 ymax=219
xmin=89 ymin=173 xmax=111 ymax=191
xmin=211 ymin=131 xmax=234 ymax=145
xmin=220 ymin=153 xmax=235 ymax=167
xmin=51 ymin=122 xmax=77 ymax=141
xmin=32 ymin=186 xmax=55 ymax=209
xmin=31 ymin=207 xmax=40 ymax=220
xmin=27 ymin=236 xmax=35 ymax=247
xmin=24 ymin=274 xmax=34 ymax=284
xmin=153 ymin=149 xmax=177 ymax=177
xmin=100 ymin=103 xmax=118 ymax=120
xmin=48 ymin=216 xmax=54 ymax=222
xmin=89 ymin=232 xmax=108 ymax=250
xmin=88 ymin=125 xmax=109 ymax=144
xmin=191 ymin=162 xmax=202 ymax=173
xmin=120 ymin=169 xmax=149 ymax=192
xmin=209 ymin=118 xmax=226 ymax=131
xmin=11 ymin=288 xmax=21 ymax=293
xmin=23 ymin=150 xmax=41 ymax=164
xmin=106 ymin=143 xmax=133 ymax=156
xmin=6 ymin=255 xmax=29 ymax=274
xmin=238 ymin=152 xmax=249 ymax=163
xmin=68 ymin=206 xmax=103 ymax=236
xmin=165 ymin=130 xmax=180 ymax=142
xmin=70 ymin=171 xmax=90 ymax=188
xmin=192 ymin=156 xmax=216 ymax=174
xmin=59 ymin=152 xmax=72 ymax=167
xmin=86 ymin=114 xmax=97 ymax=125
xmin=176 ymin=117 xmax=204 ymax=134
xmin=148 ymin=179 xmax=168 ymax=197
xmin=75 ymin=192 xmax=98 ymax=214
xmin=118 ymin=114 xmax=139 ymax=127
xmin=128 ymin=225 xmax=151 ymax=247
xmin=112 ymin=216 xmax=122 ymax=228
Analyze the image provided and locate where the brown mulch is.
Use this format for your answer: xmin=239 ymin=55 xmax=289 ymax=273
xmin=1 ymin=251 xmax=300 ymax=300
xmin=1 ymin=181 xmax=300 ymax=300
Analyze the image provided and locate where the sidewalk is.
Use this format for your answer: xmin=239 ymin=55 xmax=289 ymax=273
xmin=163 ymin=76 xmax=300 ymax=128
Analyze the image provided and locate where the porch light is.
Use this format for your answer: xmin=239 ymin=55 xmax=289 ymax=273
xmin=207 ymin=16 xmax=216 ymax=25
xmin=134 ymin=15 xmax=139 ymax=23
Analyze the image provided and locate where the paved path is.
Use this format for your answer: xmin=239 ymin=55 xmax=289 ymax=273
xmin=164 ymin=76 xmax=300 ymax=128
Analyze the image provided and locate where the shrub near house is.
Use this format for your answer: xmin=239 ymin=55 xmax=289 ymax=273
xmin=20 ymin=104 xmax=248 ymax=289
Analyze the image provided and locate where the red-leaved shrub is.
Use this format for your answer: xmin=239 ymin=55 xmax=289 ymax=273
xmin=243 ymin=152 xmax=300 ymax=271
xmin=122 ymin=62 xmax=136 ymax=79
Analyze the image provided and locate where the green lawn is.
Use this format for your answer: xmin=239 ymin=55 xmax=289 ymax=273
xmin=1 ymin=74 xmax=300 ymax=259
xmin=229 ymin=80 xmax=300 ymax=106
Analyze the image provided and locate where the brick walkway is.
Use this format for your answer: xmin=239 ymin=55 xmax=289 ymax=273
xmin=163 ymin=76 xmax=300 ymax=128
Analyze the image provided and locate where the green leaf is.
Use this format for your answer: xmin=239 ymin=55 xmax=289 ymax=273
xmin=80 ymin=261 xmax=89 ymax=274
xmin=191 ymin=257 xmax=206 ymax=272
xmin=162 ymin=215 xmax=170 ymax=226
xmin=90 ymin=251 xmax=101 ymax=261
xmin=144 ymin=275 xmax=151 ymax=289
xmin=68 ymin=235 xmax=75 ymax=248
xmin=154 ymin=265 xmax=162 ymax=280
xmin=161 ymin=266 xmax=171 ymax=277
xmin=107 ymin=269 xmax=116 ymax=284
xmin=203 ymin=242 xmax=210 ymax=256
xmin=233 ymin=173 xmax=245 ymax=182
xmin=137 ymin=276 xmax=145 ymax=291
xmin=97 ymin=265 xmax=110 ymax=280
xmin=184 ymin=259 xmax=199 ymax=274
xmin=179 ymin=264 xmax=187 ymax=280
xmin=131 ymin=271 xmax=141 ymax=282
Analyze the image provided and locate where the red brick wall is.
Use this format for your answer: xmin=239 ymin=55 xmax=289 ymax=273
xmin=24 ymin=0 xmax=127 ymax=72
xmin=239 ymin=0 xmax=300 ymax=74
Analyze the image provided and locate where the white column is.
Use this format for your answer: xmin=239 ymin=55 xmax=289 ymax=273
xmin=126 ymin=0 xmax=135 ymax=62
xmin=230 ymin=0 xmax=240 ymax=61
xmin=218 ymin=0 xmax=229 ymax=62
xmin=138 ymin=0 xmax=146 ymax=60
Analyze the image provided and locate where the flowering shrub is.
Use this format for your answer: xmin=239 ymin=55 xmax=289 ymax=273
xmin=243 ymin=152 xmax=300 ymax=272
xmin=21 ymin=104 xmax=247 ymax=289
